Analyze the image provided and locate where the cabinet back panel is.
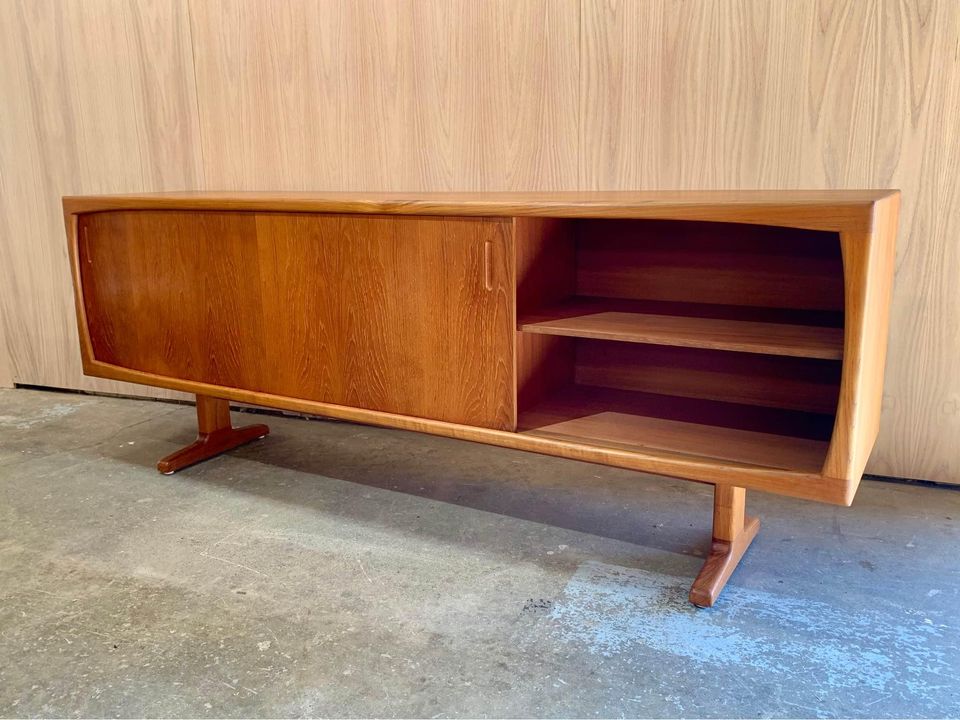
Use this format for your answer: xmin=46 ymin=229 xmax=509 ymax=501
xmin=576 ymin=220 xmax=843 ymax=311
xmin=79 ymin=210 xmax=515 ymax=430
xmin=576 ymin=340 xmax=841 ymax=415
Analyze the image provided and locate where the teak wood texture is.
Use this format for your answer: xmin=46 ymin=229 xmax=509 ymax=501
xmin=689 ymin=485 xmax=761 ymax=608
xmin=156 ymin=395 xmax=269 ymax=475
xmin=519 ymin=309 xmax=844 ymax=360
xmin=65 ymin=190 xmax=898 ymax=506
xmin=64 ymin=190 xmax=898 ymax=605
xmin=78 ymin=210 xmax=514 ymax=430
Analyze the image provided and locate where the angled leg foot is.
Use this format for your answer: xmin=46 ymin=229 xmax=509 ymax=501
xmin=157 ymin=395 xmax=269 ymax=474
xmin=689 ymin=485 xmax=760 ymax=608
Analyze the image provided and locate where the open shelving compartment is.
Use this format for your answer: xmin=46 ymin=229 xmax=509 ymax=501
xmin=514 ymin=216 xmax=845 ymax=476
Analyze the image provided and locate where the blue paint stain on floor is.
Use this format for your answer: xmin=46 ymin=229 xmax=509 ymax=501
xmin=546 ymin=561 xmax=956 ymax=718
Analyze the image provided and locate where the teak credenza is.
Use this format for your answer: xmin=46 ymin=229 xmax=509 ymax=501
xmin=63 ymin=191 xmax=899 ymax=606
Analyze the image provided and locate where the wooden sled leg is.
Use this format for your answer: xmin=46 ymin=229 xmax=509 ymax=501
xmin=157 ymin=395 xmax=269 ymax=475
xmin=689 ymin=484 xmax=760 ymax=608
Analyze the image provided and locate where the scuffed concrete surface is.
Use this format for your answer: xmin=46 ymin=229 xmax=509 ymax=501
xmin=0 ymin=388 xmax=958 ymax=718
xmin=548 ymin=563 xmax=955 ymax=717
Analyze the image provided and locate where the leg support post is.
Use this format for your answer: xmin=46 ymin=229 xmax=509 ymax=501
xmin=157 ymin=395 xmax=269 ymax=474
xmin=688 ymin=484 xmax=760 ymax=607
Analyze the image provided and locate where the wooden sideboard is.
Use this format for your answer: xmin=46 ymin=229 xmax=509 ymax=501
xmin=63 ymin=191 xmax=899 ymax=606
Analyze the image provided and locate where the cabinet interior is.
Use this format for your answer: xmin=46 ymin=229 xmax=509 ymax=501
xmin=514 ymin=217 xmax=844 ymax=473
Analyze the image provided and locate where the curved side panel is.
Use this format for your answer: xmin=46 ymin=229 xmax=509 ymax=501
xmin=823 ymin=194 xmax=900 ymax=501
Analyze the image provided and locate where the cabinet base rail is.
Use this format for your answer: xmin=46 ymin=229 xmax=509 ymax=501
xmin=158 ymin=393 xmax=759 ymax=606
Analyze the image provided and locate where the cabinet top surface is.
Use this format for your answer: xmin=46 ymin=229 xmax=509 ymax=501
xmin=64 ymin=190 xmax=897 ymax=210
xmin=64 ymin=190 xmax=899 ymax=230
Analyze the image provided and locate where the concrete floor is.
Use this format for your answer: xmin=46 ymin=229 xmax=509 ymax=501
xmin=0 ymin=388 xmax=958 ymax=718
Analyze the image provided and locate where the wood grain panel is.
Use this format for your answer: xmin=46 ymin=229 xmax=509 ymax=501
xmin=523 ymin=412 xmax=827 ymax=476
xmin=188 ymin=0 xmax=579 ymax=191
xmin=0 ymin=0 xmax=201 ymax=398
xmin=576 ymin=341 xmax=841 ymax=415
xmin=0 ymin=320 xmax=12 ymax=388
xmin=61 ymin=190 xmax=888 ymax=230
xmin=517 ymin=386 xmax=830 ymax=473
xmin=80 ymin=211 xmax=266 ymax=389
xmin=517 ymin=384 xmax=835 ymax=442
xmin=254 ymin=214 xmax=342 ymax=402
xmin=580 ymin=0 xmax=960 ymax=483
xmin=333 ymin=215 xmax=515 ymax=428
xmin=871 ymin=1 xmax=960 ymax=485
xmin=78 ymin=210 xmax=515 ymax=430
xmin=824 ymin=195 xmax=901 ymax=487
xmin=520 ymin=310 xmax=843 ymax=360
xmin=514 ymin=217 xmax=577 ymax=412
xmin=575 ymin=220 xmax=844 ymax=311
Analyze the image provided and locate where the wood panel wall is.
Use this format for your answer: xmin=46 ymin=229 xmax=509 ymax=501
xmin=0 ymin=0 xmax=202 ymax=399
xmin=0 ymin=320 xmax=12 ymax=389
xmin=0 ymin=0 xmax=957 ymax=484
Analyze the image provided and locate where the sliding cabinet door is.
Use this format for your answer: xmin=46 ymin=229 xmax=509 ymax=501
xmin=78 ymin=211 xmax=515 ymax=429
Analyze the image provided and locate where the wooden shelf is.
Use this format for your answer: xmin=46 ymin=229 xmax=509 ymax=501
xmin=519 ymin=299 xmax=843 ymax=360
xmin=517 ymin=385 xmax=831 ymax=473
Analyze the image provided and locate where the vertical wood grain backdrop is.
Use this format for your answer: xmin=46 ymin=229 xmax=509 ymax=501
xmin=0 ymin=0 xmax=957 ymax=484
